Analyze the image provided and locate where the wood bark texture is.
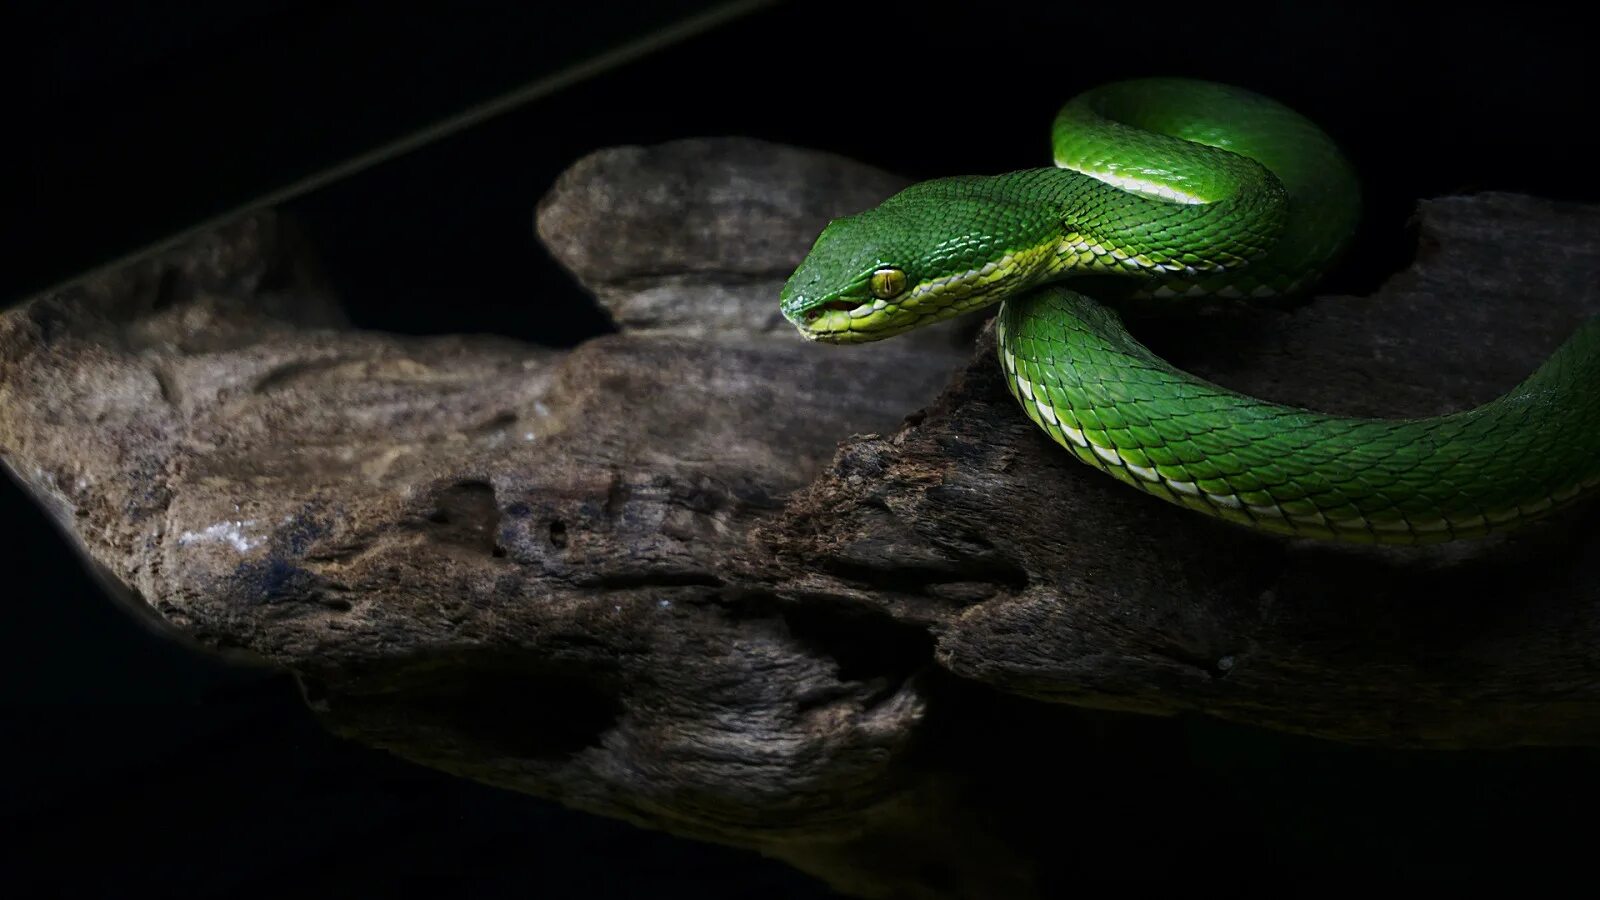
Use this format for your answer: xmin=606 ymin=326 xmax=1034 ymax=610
xmin=3 ymin=137 xmax=1598 ymax=897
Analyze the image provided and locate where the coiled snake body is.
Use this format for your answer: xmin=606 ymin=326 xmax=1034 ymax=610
xmin=779 ymin=78 xmax=1600 ymax=544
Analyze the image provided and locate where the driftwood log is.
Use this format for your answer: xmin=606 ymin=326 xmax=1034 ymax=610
xmin=3 ymin=137 xmax=1599 ymax=896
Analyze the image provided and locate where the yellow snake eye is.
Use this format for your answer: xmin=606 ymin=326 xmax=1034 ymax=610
xmin=869 ymin=267 xmax=906 ymax=299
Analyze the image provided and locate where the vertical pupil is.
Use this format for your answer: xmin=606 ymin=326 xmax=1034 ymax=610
xmin=874 ymin=269 xmax=901 ymax=297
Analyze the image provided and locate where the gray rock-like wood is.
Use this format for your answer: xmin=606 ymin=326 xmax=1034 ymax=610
xmin=4 ymin=137 xmax=1598 ymax=898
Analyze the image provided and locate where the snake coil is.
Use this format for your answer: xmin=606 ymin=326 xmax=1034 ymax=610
xmin=780 ymin=77 xmax=1600 ymax=544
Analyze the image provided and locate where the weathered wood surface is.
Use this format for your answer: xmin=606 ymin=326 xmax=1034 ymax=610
xmin=3 ymin=137 xmax=1598 ymax=897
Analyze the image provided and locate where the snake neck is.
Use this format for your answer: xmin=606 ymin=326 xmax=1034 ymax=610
xmin=912 ymin=165 xmax=1295 ymax=318
xmin=781 ymin=139 xmax=1314 ymax=344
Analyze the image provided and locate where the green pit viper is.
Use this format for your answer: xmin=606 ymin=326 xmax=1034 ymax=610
xmin=779 ymin=77 xmax=1600 ymax=545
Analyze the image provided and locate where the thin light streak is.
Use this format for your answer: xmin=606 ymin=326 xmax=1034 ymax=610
xmin=27 ymin=0 xmax=777 ymax=301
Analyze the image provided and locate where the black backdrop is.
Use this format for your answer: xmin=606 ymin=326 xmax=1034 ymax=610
xmin=8 ymin=1 xmax=1600 ymax=894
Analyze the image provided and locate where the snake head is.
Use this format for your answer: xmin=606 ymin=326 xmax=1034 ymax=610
xmin=780 ymin=212 xmax=920 ymax=343
xmin=781 ymin=178 xmax=1058 ymax=343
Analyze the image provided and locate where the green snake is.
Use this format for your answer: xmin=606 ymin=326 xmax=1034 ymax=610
xmin=779 ymin=77 xmax=1600 ymax=545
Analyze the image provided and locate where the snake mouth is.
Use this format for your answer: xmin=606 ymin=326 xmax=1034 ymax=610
xmin=802 ymin=299 xmax=865 ymax=322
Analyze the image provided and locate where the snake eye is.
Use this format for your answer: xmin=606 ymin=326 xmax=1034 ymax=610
xmin=869 ymin=267 xmax=906 ymax=299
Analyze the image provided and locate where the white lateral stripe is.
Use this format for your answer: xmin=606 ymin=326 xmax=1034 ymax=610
xmin=1069 ymin=169 xmax=1208 ymax=204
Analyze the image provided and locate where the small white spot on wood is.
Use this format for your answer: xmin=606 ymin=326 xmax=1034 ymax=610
xmin=177 ymin=520 xmax=263 ymax=554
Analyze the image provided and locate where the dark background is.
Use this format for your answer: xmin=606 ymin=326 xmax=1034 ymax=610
xmin=7 ymin=0 xmax=1600 ymax=894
